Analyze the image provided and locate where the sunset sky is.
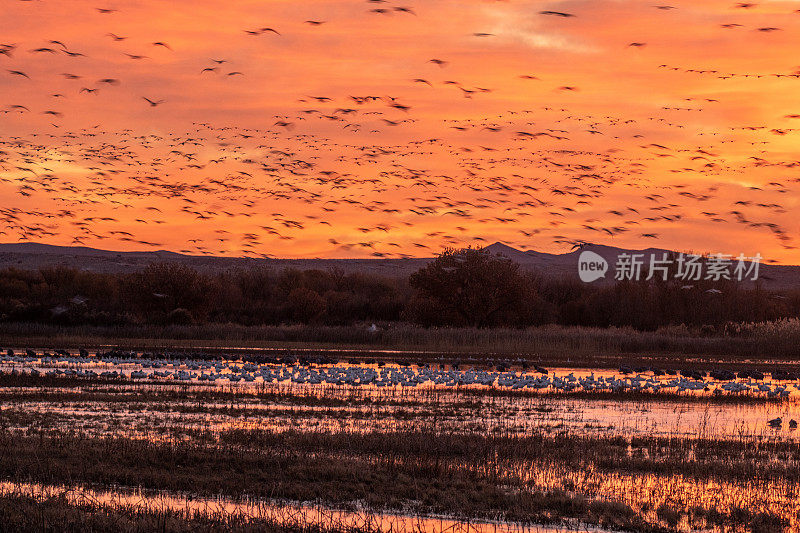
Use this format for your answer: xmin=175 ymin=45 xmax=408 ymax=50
xmin=2 ymin=0 xmax=800 ymax=262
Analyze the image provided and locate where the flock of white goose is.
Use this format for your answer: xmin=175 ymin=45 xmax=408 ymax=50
xmin=3 ymin=349 xmax=798 ymax=428
xmin=1 ymin=350 xmax=798 ymax=401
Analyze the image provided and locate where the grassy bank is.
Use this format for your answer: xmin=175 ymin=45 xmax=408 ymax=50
xmin=2 ymin=319 xmax=800 ymax=365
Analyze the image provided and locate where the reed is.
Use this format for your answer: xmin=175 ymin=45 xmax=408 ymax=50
xmin=0 ymin=426 xmax=793 ymax=531
xmin=4 ymin=319 xmax=800 ymax=360
xmin=0 ymin=488 xmax=386 ymax=533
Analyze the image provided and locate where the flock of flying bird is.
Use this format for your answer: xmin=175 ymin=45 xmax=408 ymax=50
xmin=1 ymin=1 xmax=799 ymax=260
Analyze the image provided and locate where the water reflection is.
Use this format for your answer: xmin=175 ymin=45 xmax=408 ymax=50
xmin=0 ymin=378 xmax=797 ymax=440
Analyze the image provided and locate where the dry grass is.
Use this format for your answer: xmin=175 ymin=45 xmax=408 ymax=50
xmin=0 ymin=490 xmax=384 ymax=533
xmin=3 ymin=319 xmax=800 ymax=364
xmin=0 ymin=427 xmax=793 ymax=531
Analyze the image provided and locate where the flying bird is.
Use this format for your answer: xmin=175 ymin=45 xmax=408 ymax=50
xmin=539 ymin=10 xmax=575 ymax=17
xmin=246 ymin=27 xmax=280 ymax=35
xmin=142 ymin=97 xmax=165 ymax=107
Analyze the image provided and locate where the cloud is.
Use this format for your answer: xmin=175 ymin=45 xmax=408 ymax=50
xmin=483 ymin=5 xmax=597 ymax=53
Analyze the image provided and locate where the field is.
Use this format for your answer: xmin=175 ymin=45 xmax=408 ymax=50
xmin=0 ymin=339 xmax=798 ymax=533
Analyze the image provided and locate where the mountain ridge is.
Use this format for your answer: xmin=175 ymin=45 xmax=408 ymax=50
xmin=0 ymin=242 xmax=798 ymax=288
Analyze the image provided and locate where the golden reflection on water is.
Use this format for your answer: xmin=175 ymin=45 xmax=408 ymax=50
xmin=2 ymin=379 xmax=798 ymax=440
xmin=516 ymin=461 xmax=799 ymax=532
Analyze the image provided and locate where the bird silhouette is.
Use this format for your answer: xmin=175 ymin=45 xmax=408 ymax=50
xmin=142 ymin=97 xmax=166 ymax=107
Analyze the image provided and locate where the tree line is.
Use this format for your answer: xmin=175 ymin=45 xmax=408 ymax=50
xmin=0 ymin=247 xmax=797 ymax=330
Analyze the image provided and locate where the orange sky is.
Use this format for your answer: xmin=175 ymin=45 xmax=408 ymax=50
xmin=2 ymin=0 xmax=800 ymax=263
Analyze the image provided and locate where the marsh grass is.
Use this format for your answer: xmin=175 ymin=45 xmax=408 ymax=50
xmin=0 ymin=427 xmax=794 ymax=532
xmin=4 ymin=320 xmax=800 ymax=362
xmin=0 ymin=489 xmax=387 ymax=533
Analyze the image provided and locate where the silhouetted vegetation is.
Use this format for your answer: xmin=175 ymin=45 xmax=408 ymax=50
xmin=408 ymin=247 xmax=549 ymax=327
xmin=0 ymin=247 xmax=798 ymax=331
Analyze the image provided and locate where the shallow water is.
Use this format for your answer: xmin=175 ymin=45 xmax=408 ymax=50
xmin=1 ymin=379 xmax=797 ymax=441
xmin=3 ymin=350 xmax=800 ymax=440
xmin=3 ymin=353 xmax=799 ymax=395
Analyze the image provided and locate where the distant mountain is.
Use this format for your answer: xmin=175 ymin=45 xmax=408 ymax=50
xmin=0 ymin=242 xmax=430 ymax=278
xmin=0 ymin=243 xmax=185 ymax=258
xmin=484 ymin=242 xmax=800 ymax=290
xmin=0 ymin=242 xmax=798 ymax=289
